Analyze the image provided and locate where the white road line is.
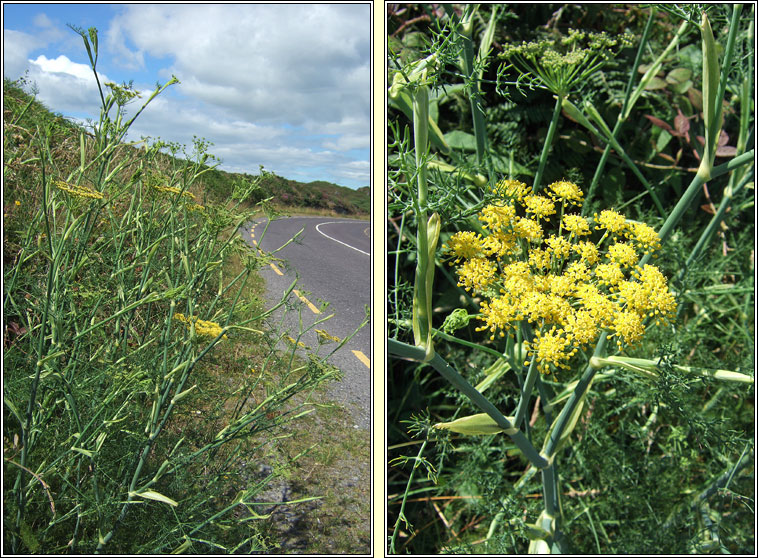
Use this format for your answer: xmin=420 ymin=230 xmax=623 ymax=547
xmin=315 ymin=222 xmax=370 ymax=256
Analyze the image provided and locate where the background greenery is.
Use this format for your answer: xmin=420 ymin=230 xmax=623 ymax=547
xmin=3 ymin=78 xmax=369 ymax=220
xmin=387 ymin=4 xmax=754 ymax=554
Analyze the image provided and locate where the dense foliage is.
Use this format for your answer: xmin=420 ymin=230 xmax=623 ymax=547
xmin=387 ymin=4 xmax=754 ymax=554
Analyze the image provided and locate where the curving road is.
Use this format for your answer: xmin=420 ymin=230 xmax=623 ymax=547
xmin=239 ymin=216 xmax=371 ymax=429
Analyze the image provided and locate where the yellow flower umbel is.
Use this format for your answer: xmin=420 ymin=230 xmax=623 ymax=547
xmin=445 ymin=178 xmax=676 ymax=373
xmin=445 ymin=231 xmax=484 ymax=262
xmin=456 ymin=257 xmax=497 ymax=292
xmin=626 ymin=221 xmax=662 ymax=255
xmin=316 ymin=329 xmax=341 ymax=344
xmin=562 ymin=214 xmax=591 ymax=237
xmin=174 ymin=313 xmax=228 ymax=339
xmin=55 ymin=180 xmax=104 ymax=200
xmin=527 ymin=327 xmax=577 ymax=374
xmin=153 ymin=183 xmax=195 ymax=200
xmin=594 ymin=209 xmax=628 ymax=236
xmin=493 ymin=178 xmax=531 ymax=202
xmin=548 ymin=180 xmax=584 ymax=207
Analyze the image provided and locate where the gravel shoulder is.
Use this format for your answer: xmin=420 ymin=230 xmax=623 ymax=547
xmin=236 ymin=216 xmax=372 ymax=554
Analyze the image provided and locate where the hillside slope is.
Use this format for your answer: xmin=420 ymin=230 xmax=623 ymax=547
xmin=3 ymin=78 xmax=369 ymax=217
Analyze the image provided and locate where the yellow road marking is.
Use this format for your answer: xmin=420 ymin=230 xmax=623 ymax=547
xmin=269 ymin=263 xmax=283 ymax=275
xmin=293 ymin=289 xmax=321 ymax=314
xmin=352 ymin=350 xmax=370 ymax=368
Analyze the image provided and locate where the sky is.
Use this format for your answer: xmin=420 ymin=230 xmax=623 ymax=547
xmin=2 ymin=2 xmax=371 ymax=189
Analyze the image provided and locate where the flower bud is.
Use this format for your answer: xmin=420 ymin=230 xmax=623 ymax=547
xmin=433 ymin=413 xmax=513 ymax=435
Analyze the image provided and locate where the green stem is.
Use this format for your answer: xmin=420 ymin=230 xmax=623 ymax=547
xmin=389 ymin=437 xmax=429 ymax=553
xmin=585 ymin=11 xmax=689 ymax=212
xmin=707 ymin=6 xmax=742 ymax=168
xmin=411 ymin=84 xmax=438 ymax=360
xmin=460 ymin=7 xmax=489 ymax=170
xmin=624 ymin=18 xmax=692 ymax=122
xmin=541 ymin=464 xmax=560 ymax=528
xmin=663 ymin=444 xmax=753 ymax=530
xmin=413 ymin=86 xmax=429 ymax=212
xmin=15 ymin=155 xmax=56 ymax=535
xmin=513 ymin=357 xmax=540 ymax=429
xmin=533 ymin=95 xmax=564 ymax=192
xmin=389 ymin=338 xmax=548 ymax=469
xmin=651 ymin=149 xmax=753 ymax=252
xmin=436 ymin=328 xmax=504 ymax=360
xmin=674 ymin=169 xmax=753 ymax=291
xmin=545 ymin=333 xmax=608 ymax=458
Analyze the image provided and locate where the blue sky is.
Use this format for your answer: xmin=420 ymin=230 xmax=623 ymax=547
xmin=3 ymin=3 xmax=371 ymax=189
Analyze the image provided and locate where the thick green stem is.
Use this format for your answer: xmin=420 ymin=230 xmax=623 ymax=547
xmin=389 ymin=338 xmax=549 ymax=469
xmin=545 ymin=333 xmax=607 ymax=458
xmin=533 ymin=95 xmax=564 ymax=192
xmin=542 ymin=464 xmax=559 ymax=517
xmin=413 ymin=86 xmax=429 ymax=212
xmin=699 ymin=7 xmax=741 ymax=180
xmin=411 ymin=85 xmax=438 ymax=361
xmin=513 ymin=357 xmax=540 ymax=429
xmin=460 ymin=8 xmax=489 ymax=169
xmin=651 ymin=149 xmax=755 ymax=251
xmin=674 ymin=170 xmax=753 ymax=292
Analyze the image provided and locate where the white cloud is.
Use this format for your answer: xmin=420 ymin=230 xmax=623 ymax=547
xmin=106 ymin=21 xmax=144 ymax=71
xmin=126 ymin=95 xmax=287 ymax=146
xmin=104 ymin=4 xmax=371 ymax=186
xmin=22 ymin=54 xmax=108 ymax=115
xmin=32 ymin=12 xmax=65 ymax=40
xmin=31 ymin=54 xmax=95 ymax=80
xmin=334 ymin=160 xmax=370 ymax=183
xmin=314 ymin=114 xmax=371 ymax=151
xmin=3 ymin=12 xmax=73 ymax=81
xmin=105 ymin=4 xmax=369 ymax=127
xmin=2 ymin=29 xmax=42 ymax=80
xmin=321 ymin=134 xmax=369 ymax=151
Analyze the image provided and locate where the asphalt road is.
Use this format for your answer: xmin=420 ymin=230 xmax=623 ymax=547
xmin=239 ymin=216 xmax=371 ymax=429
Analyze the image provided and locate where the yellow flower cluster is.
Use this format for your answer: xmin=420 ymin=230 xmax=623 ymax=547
xmin=286 ymin=335 xmax=308 ymax=349
xmin=55 ymin=180 xmax=104 ymax=200
xmin=174 ymin=313 xmax=227 ymax=339
xmin=149 ymin=179 xmax=205 ymax=212
xmin=153 ymin=183 xmax=196 ymax=200
xmin=443 ymin=179 xmax=675 ymax=374
xmin=315 ymin=329 xmax=341 ymax=344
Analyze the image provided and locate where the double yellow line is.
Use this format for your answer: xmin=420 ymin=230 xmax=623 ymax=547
xmin=247 ymin=222 xmax=371 ymax=370
xmin=247 ymin=225 xmax=289 ymax=278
